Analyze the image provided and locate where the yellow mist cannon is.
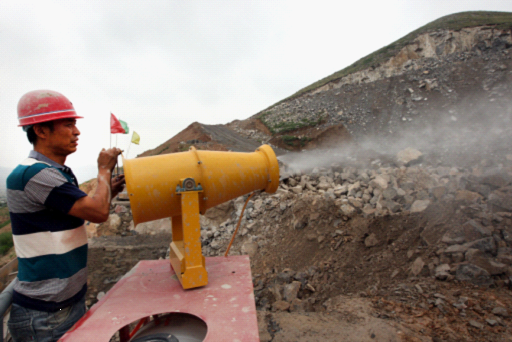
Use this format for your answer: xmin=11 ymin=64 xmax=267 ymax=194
xmin=123 ymin=145 xmax=279 ymax=289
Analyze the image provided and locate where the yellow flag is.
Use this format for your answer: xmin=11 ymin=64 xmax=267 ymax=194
xmin=131 ymin=131 xmax=140 ymax=145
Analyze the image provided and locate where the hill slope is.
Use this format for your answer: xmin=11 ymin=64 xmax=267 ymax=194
xmin=249 ymin=11 xmax=512 ymax=163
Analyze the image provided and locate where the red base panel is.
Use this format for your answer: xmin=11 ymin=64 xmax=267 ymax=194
xmin=60 ymin=255 xmax=259 ymax=342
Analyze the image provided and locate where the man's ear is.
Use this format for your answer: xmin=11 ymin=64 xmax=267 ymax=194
xmin=33 ymin=124 xmax=49 ymax=140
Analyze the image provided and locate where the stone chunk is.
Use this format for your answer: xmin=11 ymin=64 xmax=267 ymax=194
xmin=488 ymin=190 xmax=512 ymax=212
xmin=410 ymin=200 xmax=430 ymax=213
xmin=382 ymin=188 xmax=398 ymax=200
xmin=283 ymin=281 xmax=301 ymax=302
xmin=442 ymin=220 xmax=491 ymax=245
xmin=431 ymin=186 xmax=447 ymax=201
xmin=317 ymin=181 xmax=331 ymax=191
xmin=340 ymin=204 xmax=356 ymax=217
xmin=370 ymin=176 xmax=389 ymax=190
xmin=241 ymin=242 xmax=259 ymax=258
xmin=411 ymin=257 xmax=425 ymax=276
xmin=469 ymin=320 xmax=484 ymax=329
xmin=465 ymin=249 xmax=507 ymax=275
xmin=481 ymin=171 xmax=512 ymax=189
xmin=456 ymin=190 xmax=483 ymax=203
xmin=381 ymin=200 xmax=401 ymax=213
xmin=334 ymin=184 xmax=348 ymax=197
xmin=492 ymin=307 xmax=509 ymax=317
xmin=272 ymin=300 xmax=290 ymax=311
xmin=396 ymin=148 xmax=423 ymax=166
xmin=97 ymin=214 xmax=122 ymax=236
xmin=435 ymin=264 xmax=451 ymax=280
xmin=290 ymin=185 xmax=303 ymax=195
xmin=455 ymin=264 xmax=493 ymax=286
xmin=465 ymin=237 xmax=497 ymax=255
xmin=364 ymin=233 xmax=379 ymax=247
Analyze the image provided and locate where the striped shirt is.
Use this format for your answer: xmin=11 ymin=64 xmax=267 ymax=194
xmin=7 ymin=151 xmax=88 ymax=312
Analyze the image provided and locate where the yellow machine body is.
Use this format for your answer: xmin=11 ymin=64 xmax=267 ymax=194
xmin=123 ymin=144 xmax=279 ymax=289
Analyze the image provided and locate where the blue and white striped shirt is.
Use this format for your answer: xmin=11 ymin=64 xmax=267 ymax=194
xmin=7 ymin=151 xmax=88 ymax=312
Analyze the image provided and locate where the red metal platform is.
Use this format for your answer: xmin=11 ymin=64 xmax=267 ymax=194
xmin=60 ymin=255 xmax=259 ymax=341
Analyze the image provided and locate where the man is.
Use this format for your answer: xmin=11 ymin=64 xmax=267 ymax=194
xmin=6 ymin=90 xmax=125 ymax=342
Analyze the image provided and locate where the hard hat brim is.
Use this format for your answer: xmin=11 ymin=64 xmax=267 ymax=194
xmin=18 ymin=111 xmax=84 ymax=127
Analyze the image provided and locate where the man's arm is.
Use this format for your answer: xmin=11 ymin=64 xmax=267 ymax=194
xmin=68 ymin=148 xmax=123 ymax=223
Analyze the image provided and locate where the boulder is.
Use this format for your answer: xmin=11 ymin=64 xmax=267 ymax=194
xmin=85 ymin=222 xmax=98 ymax=238
xmin=290 ymin=185 xmax=303 ymax=195
xmin=410 ymin=200 xmax=430 ymax=213
xmin=411 ymin=257 xmax=426 ymax=276
xmin=455 ymin=264 xmax=493 ymax=286
xmin=131 ymin=218 xmax=171 ymax=235
xmin=340 ymin=204 xmax=356 ymax=217
xmin=97 ymin=214 xmax=122 ymax=236
xmin=455 ymin=190 xmax=483 ymax=203
xmin=370 ymin=176 xmax=389 ymax=190
xmin=272 ymin=301 xmax=290 ymax=312
xmin=396 ymin=148 xmax=423 ymax=166
xmin=283 ymin=281 xmax=301 ymax=302
xmin=480 ymin=171 xmax=512 ymax=189
xmin=442 ymin=220 xmax=491 ymax=244
xmin=382 ymin=188 xmax=398 ymax=200
xmin=431 ymin=186 xmax=447 ymax=201
xmin=317 ymin=181 xmax=331 ymax=191
xmin=333 ymin=184 xmax=348 ymax=197
xmin=241 ymin=242 xmax=259 ymax=258
xmin=381 ymin=200 xmax=401 ymax=213
xmin=488 ymin=189 xmax=512 ymax=212
xmin=364 ymin=233 xmax=379 ymax=247
xmin=435 ymin=264 xmax=452 ymax=280
xmin=465 ymin=237 xmax=497 ymax=256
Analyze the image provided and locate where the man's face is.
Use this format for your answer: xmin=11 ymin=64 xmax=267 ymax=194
xmin=46 ymin=118 xmax=81 ymax=156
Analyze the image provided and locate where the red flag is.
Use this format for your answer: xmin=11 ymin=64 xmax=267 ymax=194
xmin=110 ymin=113 xmax=125 ymax=134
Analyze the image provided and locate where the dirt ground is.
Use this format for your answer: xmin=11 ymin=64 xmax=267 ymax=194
xmin=242 ymin=197 xmax=512 ymax=342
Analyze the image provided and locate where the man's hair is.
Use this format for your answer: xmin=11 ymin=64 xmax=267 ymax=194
xmin=27 ymin=121 xmax=54 ymax=145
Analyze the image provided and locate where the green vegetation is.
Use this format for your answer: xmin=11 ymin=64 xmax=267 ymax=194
xmin=260 ymin=112 xmax=325 ymax=134
xmin=0 ymin=232 xmax=13 ymax=255
xmin=266 ymin=11 xmax=512 ymax=107
xmin=281 ymin=135 xmax=312 ymax=147
xmin=0 ymin=207 xmax=9 ymax=229
xmin=0 ymin=220 xmax=10 ymax=230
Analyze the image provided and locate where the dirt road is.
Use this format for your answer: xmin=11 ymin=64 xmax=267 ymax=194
xmin=202 ymin=124 xmax=288 ymax=155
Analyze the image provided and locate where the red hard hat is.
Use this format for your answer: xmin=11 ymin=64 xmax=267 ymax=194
xmin=17 ymin=90 xmax=83 ymax=127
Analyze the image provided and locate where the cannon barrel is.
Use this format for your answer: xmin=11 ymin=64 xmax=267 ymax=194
xmin=123 ymin=144 xmax=279 ymax=226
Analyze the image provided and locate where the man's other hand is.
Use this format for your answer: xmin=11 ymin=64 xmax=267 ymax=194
xmin=98 ymin=148 xmax=122 ymax=172
xmin=111 ymin=175 xmax=126 ymax=199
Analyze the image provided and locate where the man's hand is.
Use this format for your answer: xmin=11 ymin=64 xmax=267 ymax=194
xmin=98 ymin=148 xmax=122 ymax=173
xmin=111 ymin=175 xmax=126 ymax=199
xmin=68 ymin=148 xmax=124 ymax=223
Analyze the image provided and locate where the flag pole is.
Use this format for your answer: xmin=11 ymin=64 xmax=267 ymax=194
xmin=126 ymin=141 xmax=132 ymax=159
xmin=115 ymin=132 xmax=119 ymax=176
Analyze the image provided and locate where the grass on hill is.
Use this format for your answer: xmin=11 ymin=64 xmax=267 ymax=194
xmin=0 ymin=232 xmax=13 ymax=255
xmin=261 ymin=11 xmax=512 ymax=112
xmin=0 ymin=207 xmax=9 ymax=229
xmin=260 ymin=112 xmax=325 ymax=134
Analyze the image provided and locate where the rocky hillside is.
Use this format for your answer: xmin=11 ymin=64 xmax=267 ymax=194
xmin=246 ymin=12 xmax=512 ymax=156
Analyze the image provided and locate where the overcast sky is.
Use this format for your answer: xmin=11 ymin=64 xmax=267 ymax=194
xmin=2 ymin=0 xmax=512 ymax=183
